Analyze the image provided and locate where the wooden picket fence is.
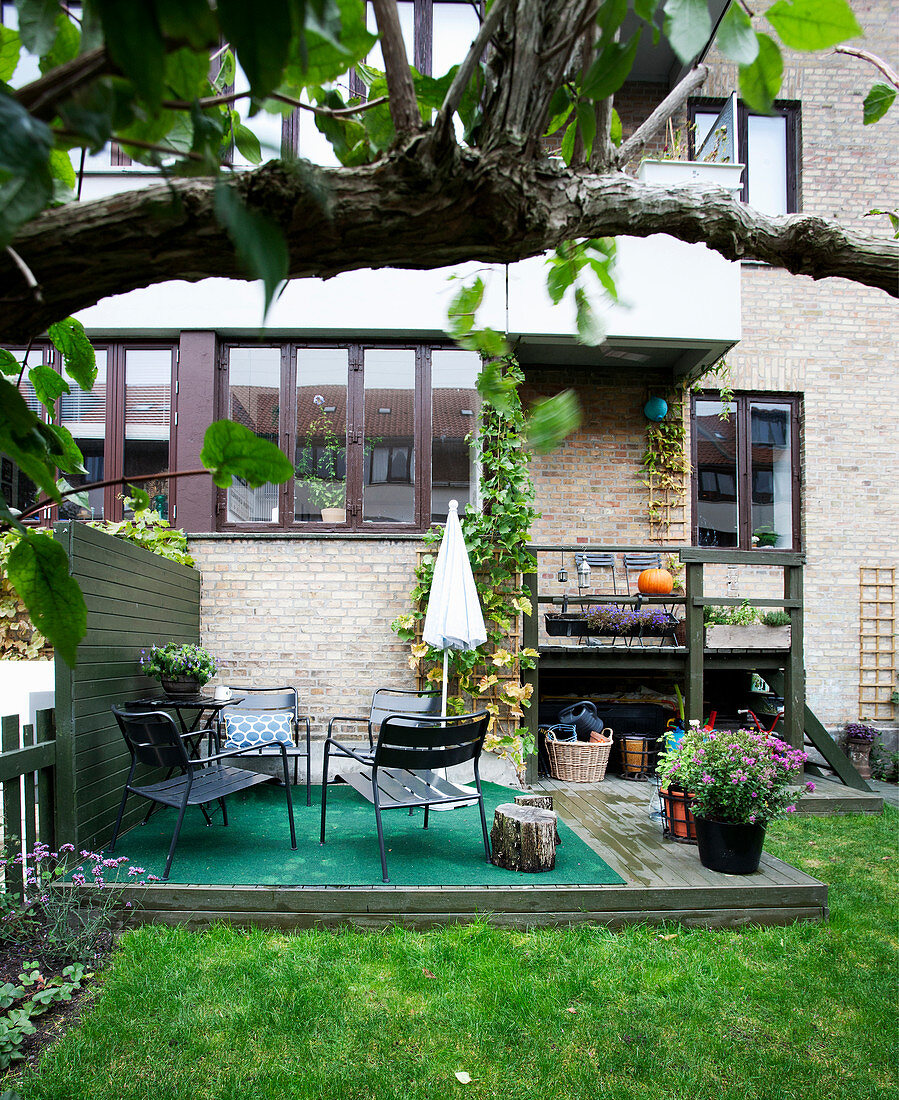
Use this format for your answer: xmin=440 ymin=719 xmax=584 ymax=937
xmin=0 ymin=708 xmax=56 ymax=899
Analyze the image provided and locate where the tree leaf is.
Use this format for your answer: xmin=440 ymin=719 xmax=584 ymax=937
xmin=15 ymin=0 xmax=60 ymax=55
xmin=7 ymin=531 xmax=86 ymax=667
xmin=560 ymin=117 xmax=577 ymax=165
xmin=0 ymin=166 xmax=52 ymax=248
xmin=739 ymin=33 xmax=783 ymax=114
xmin=28 ymin=365 xmax=69 ymax=413
xmin=863 ymin=83 xmax=896 ymax=125
xmin=91 ymin=0 xmax=165 ymax=108
xmin=716 ymin=2 xmax=759 ymax=65
xmin=233 ymin=121 xmax=263 ymax=164
xmin=39 ymin=10 xmax=80 ymax=73
xmin=576 ymin=102 xmax=596 ymax=161
xmin=0 ymin=90 xmax=53 ymax=174
xmin=545 ymin=86 xmax=573 ymax=136
xmin=581 ymin=32 xmax=642 ymax=100
xmin=48 ymin=147 xmax=77 ymax=189
xmin=526 ymin=389 xmax=581 ymax=453
xmin=57 ymin=479 xmax=90 ymax=512
xmin=48 ymin=317 xmax=97 ymax=391
xmin=42 ymin=422 xmax=87 ymax=476
xmin=766 ymin=0 xmax=862 ymax=51
xmin=126 ymin=484 xmax=151 ymax=511
xmin=0 ymin=23 xmax=21 ymax=82
xmin=0 ymin=348 xmax=20 ymax=376
xmin=154 ymin=0 xmax=219 ymax=49
xmin=200 ymin=420 xmax=294 ymax=488
xmin=213 ymin=182 xmax=289 ymax=318
xmin=663 ymin=0 xmax=712 ymax=65
xmin=218 ymin=0 xmax=293 ymax=100
xmin=610 ymin=107 xmax=622 ymax=146
xmin=574 ymin=285 xmax=605 ymax=346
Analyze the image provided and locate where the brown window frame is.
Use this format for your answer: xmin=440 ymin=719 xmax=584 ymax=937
xmin=688 ymin=97 xmax=801 ymax=214
xmin=691 ymin=391 xmax=802 ymax=551
xmin=216 ymin=339 xmax=481 ymax=534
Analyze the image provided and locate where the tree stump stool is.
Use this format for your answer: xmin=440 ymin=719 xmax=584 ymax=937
xmin=490 ymin=803 xmax=557 ymax=873
xmin=514 ymin=793 xmax=561 ymax=844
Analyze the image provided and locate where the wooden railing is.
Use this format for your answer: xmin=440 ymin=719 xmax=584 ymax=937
xmin=0 ymin=708 xmax=56 ymax=898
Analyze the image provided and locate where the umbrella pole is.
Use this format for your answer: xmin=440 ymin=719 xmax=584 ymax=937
xmin=441 ymin=650 xmax=449 ymax=718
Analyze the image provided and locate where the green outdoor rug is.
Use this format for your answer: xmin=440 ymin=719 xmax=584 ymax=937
xmin=109 ymin=782 xmax=625 ymax=887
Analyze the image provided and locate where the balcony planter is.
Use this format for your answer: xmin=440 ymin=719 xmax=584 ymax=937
xmin=638 ymin=159 xmax=745 ymax=196
xmin=705 ymin=624 xmax=791 ymax=650
xmin=545 ymin=611 xmax=680 ymax=641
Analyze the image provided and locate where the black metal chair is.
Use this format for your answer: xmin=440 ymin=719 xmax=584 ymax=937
xmin=324 ymin=687 xmax=442 ymax=777
xmin=110 ymin=705 xmax=297 ymax=881
xmin=622 ymin=552 xmax=663 ymax=593
xmin=218 ymin=686 xmax=312 ymax=804
xmin=320 ymin=710 xmax=491 ymax=883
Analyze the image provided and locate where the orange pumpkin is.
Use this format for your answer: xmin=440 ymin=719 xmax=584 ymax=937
xmin=637 ymin=567 xmax=673 ymax=595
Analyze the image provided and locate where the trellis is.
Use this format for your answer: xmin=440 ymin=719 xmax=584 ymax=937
xmin=859 ymin=566 xmax=896 ymax=720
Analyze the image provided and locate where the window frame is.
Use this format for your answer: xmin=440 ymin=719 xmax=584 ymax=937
xmin=688 ymin=97 xmax=801 ymax=214
xmin=690 ymin=391 xmax=802 ymax=551
xmin=215 ymin=339 xmax=481 ymax=534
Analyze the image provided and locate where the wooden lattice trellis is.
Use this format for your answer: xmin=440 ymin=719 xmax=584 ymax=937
xmin=645 ymin=387 xmax=689 ymax=545
xmin=859 ymin=566 xmax=896 ymax=721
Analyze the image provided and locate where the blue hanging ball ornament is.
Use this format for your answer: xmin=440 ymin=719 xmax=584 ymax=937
xmin=643 ymin=396 xmax=668 ymax=422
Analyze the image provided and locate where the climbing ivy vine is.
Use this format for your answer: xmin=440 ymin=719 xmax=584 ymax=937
xmin=391 ymin=355 xmax=546 ymax=777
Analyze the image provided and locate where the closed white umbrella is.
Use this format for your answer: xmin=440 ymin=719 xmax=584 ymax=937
xmin=422 ymin=499 xmax=487 ymax=717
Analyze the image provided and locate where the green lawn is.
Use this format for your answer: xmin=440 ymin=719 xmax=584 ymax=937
xmin=15 ymin=809 xmax=898 ymax=1100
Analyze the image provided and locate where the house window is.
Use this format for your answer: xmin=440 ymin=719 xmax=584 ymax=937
xmin=689 ymin=98 xmax=800 ymax=215
xmin=692 ymin=393 xmax=800 ymax=550
xmin=221 ymin=342 xmax=481 ymax=531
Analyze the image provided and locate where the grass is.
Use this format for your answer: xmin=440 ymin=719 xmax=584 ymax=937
xmin=13 ymin=809 xmax=898 ymax=1100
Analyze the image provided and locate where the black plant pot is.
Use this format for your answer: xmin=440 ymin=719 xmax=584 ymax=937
xmin=161 ymin=675 xmax=204 ymax=696
xmin=693 ymin=816 xmax=766 ymax=874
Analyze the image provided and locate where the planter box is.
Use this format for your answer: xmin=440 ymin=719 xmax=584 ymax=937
xmin=545 ymin=613 xmax=679 ymax=641
xmin=638 ymin=159 xmax=745 ymax=195
xmin=705 ymin=625 xmax=791 ymax=650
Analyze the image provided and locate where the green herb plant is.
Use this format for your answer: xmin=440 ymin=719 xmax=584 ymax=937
xmin=703 ymin=599 xmax=760 ymax=626
xmin=0 ymin=961 xmax=87 ymax=1071
xmin=761 ymin=610 xmax=791 ymax=627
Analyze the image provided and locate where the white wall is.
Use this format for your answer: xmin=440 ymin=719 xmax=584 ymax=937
xmin=0 ymin=660 xmax=55 ymax=730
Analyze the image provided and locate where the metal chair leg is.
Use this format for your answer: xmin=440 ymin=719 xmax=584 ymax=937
xmin=162 ymin=796 xmax=191 ymax=882
xmin=320 ymin=740 xmax=331 ymax=845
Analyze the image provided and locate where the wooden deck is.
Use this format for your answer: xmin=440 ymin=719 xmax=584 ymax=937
xmin=119 ymin=778 xmax=834 ymax=932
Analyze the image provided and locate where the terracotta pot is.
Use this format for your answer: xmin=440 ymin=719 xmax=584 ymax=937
xmin=320 ymin=507 xmax=346 ymax=523
xmin=846 ymin=738 xmax=874 ymax=779
xmin=659 ymin=786 xmax=697 ymax=843
xmin=694 ymin=816 xmax=766 ymax=874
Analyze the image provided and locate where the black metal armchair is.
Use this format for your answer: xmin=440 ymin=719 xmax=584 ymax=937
xmin=110 ymin=705 xmax=297 ymax=881
xmin=323 ymin=687 xmax=442 ymax=777
xmin=320 ymin=709 xmax=491 ymax=883
xmin=219 ymin=686 xmax=312 ymax=803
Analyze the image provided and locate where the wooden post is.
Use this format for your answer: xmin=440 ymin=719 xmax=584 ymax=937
xmin=685 ymin=561 xmax=705 ymax=723
xmin=783 ymin=563 xmax=805 ymax=750
xmin=522 ymin=570 xmax=539 ymax=785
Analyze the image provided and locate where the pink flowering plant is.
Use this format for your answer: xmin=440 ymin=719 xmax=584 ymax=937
xmin=657 ymin=724 xmax=814 ymax=826
xmin=1 ymin=841 xmax=159 ymax=964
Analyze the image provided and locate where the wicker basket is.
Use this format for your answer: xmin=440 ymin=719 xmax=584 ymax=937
xmin=545 ymin=728 xmax=614 ymax=782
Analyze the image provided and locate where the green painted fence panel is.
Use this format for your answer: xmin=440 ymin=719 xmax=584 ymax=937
xmin=54 ymin=522 xmax=200 ymax=850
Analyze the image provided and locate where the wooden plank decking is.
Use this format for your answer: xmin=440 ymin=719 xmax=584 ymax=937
xmin=119 ymin=778 xmax=830 ymax=931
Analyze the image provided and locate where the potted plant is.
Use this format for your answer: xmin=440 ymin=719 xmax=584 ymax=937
xmin=704 ymin=600 xmax=791 ymax=650
xmin=295 ymin=395 xmax=346 ymax=522
xmin=752 ymin=525 xmax=779 ymax=548
xmin=658 ymin=723 xmax=813 ymax=873
xmin=139 ymin=643 xmax=217 ymax=696
xmin=842 ymin=721 xmax=880 ymax=779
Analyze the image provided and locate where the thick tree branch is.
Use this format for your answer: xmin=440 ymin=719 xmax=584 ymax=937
xmin=615 ymin=66 xmax=709 ymax=167
xmin=1 ymin=153 xmax=895 ymax=341
xmin=370 ymin=0 xmax=422 ymax=136
xmin=14 ymin=46 xmax=114 ymax=120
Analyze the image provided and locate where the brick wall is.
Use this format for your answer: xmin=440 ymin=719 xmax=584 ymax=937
xmin=189 ymin=536 xmax=422 ymax=730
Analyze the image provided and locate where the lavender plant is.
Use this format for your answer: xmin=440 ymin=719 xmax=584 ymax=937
xmin=844 ymin=722 xmax=880 ymax=743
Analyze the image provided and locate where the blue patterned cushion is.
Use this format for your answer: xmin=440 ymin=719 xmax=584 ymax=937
xmin=223 ymin=711 xmax=295 ymax=748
